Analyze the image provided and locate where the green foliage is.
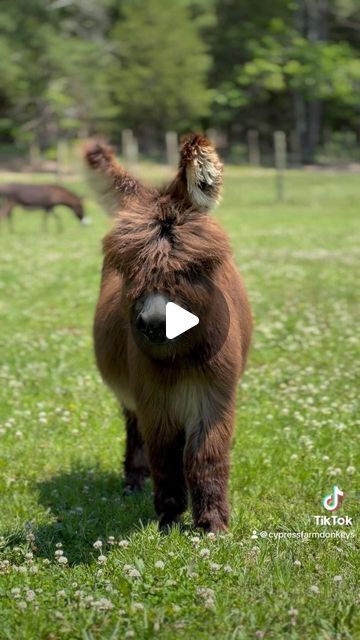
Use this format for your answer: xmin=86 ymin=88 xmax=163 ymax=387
xmin=240 ymin=36 xmax=360 ymax=105
xmin=0 ymin=0 xmax=359 ymax=157
xmin=110 ymin=0 xmax=212 ymax=133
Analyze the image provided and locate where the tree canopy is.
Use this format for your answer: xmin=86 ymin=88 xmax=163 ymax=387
xmin=0 ymin=0 xmax=359 ymax=162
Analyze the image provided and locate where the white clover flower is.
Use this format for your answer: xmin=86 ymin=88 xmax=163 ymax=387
xmin=204 ymin=597 xmax=215 ymax=609
xmin=97 ymin=555 xmax=107 ymax=564
xmin=199 ymin=548 xmax=210 ymax=558
xmin=288 ymin=608 xmax=298 ymax=617
xmin=93 ymin=598 xmax=114 ymax=611
xmin=191 ymin=536 xmax=200 ymax=544
xmin=26 ymin=590 xmax=36 ymax=601
xmin=57 ymin=556 xmax=68 ymax=565
xmin=18 ymin=601 xmax=27 ymax=610
xmin=223 ymin=565 xmax=233 ymax=573
xmin=133 ymin=602 xmax=144 ymax=611
xmin=310 ymin=585 xmax=319 ymax=594
xmin=196 ymin=587 xmax=215 ymax=599
xmin=333 ymin=575 xmax=343 ymax=583
xmin=293 ymin=560 xmax=301 ymax=567
xmin=55 ymin=549 xmax=63 ymax=557
xmin=11 ymin=588 xmax=21 ymax=598
xmin=93 ymin=540 xmax=102 ymax=549
xmin=347 ymin=466 xmax=356 ymax=475
xmin=57 ymin=590 xmax=66 ymax=597
xmin=210 ymin=563 xmax=221 ymax=571
xmin=118 ymin=540 xmax=129 ymax=548
xmin=128 ymin=568 xmax=141 ymax=579
xmin=154 ymin=560 xmax=165 ymax=570
xmin=55 ymin=542 xmax=63 ymax=548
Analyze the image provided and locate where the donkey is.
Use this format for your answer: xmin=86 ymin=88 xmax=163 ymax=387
xmin=85 ymin=135 xmax=252 ymax=533
xmin=0 ymin=183 xmax=85 ymax=230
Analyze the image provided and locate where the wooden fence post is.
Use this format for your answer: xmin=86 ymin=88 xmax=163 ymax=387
xmin=247 ymin=129 xmax=260 ymax=166
xmin=29 ymin=140 xmax=41 ymax=168
xmin=274 ymin=131 xmax=287 ymax=202
xmin=122 ymin=129 xmax=138 ymax=166
xmin=165 ymin=131 xmax=178 ymax=167
xmin=57 ymin=139 xmax=69 ymax=176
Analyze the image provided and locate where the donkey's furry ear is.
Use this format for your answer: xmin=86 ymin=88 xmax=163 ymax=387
xmin=179 ymin=134 xmax=223 ymax=210
xmin=84 ymin=141 xmax=142 ymax=214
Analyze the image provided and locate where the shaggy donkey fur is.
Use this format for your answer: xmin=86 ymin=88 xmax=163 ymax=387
xmin=85 ymin=134 xmax=252 ymax=532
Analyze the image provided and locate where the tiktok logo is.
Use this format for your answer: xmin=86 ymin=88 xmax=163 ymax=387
xmin=322 ymin=485 xmax=344 ymax=512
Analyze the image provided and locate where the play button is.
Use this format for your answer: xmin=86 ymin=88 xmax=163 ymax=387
xmin=166 ymin=302 xmax=199 ymax=339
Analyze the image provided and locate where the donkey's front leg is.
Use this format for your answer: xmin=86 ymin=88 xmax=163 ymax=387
xmin=184 ymin=414 xmax=234 ymax=533
xmin=123 ymin=407 xmax=150 ymax=494
xmin=147 ymin=430 xmax=188 ymax=529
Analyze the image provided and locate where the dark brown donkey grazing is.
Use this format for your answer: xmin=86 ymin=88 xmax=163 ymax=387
xmin=0 ymin=183 xmax=85 ymax=230
xmin=85 ymin=135 xmax=252 ymax=533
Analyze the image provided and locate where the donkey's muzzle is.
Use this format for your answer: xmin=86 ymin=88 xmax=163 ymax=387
xmin=134 ymin=293 xmax=168 ymax=345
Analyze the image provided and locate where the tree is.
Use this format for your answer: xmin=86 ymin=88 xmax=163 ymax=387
xmin=109 ymin=0 xmax=212 ymax=142
xmin=0 ymin=0 xmax=116 ymax=146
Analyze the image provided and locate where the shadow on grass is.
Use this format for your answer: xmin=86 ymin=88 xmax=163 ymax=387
xmin=4 ymin=466 xmax=155 ymax=566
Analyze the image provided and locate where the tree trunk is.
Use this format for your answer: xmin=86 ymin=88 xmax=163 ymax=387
xmin=293 ymin=0 xmax=329 ymax=163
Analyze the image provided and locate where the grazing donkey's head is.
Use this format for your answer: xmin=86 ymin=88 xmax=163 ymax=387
xmin=85 ymin=135 xmax=231 ymax=358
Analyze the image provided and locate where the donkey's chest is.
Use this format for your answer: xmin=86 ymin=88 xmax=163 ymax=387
xmin=117 ymin=375 xmax=208 ymax=429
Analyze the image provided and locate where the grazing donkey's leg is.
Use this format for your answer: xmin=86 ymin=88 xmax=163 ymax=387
xmin=123 ymin=408 xmax=150 ymax=494
xmin=42 ymin=210 xmax=49 ymax=232
xmin=0 ymin=200 xmax=14 ymax=231
xmin=52 ymin=208 xmax=63 ymax=233
xmin=184 ymin=411 xmax=234 ymax=533
xmin=147 ymin=431 xmax=187 ymax=528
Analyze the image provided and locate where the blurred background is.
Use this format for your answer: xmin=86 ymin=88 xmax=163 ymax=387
xmin=0 ymin=0 xmax=359 ymax=172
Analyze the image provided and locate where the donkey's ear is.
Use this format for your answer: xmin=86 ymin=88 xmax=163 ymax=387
xmin=84 ymin=141 xmax=145 ymax=214
xmin=177 ymin=134 xmax=223 ymax=211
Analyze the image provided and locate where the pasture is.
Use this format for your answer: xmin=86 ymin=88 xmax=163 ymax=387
xmin=0 ymin=167 xmax=359 ymax=639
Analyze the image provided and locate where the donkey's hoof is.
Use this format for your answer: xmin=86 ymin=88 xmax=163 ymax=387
xmin=196 ymin=510 xmax=228 ymax=534
xmin=122 ymin=479 xmax=145 ymax=496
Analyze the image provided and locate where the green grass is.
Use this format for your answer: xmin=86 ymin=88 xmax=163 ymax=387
xmin=0 ymin=166 xmax=359 ymax=639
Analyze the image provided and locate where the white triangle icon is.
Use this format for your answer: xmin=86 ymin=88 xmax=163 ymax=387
xmin=166 ymin=302 xmax=199 ymax=340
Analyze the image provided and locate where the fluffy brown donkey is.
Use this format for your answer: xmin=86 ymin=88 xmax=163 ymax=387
xmin=85 ymin=135 xmax=252 ymax=533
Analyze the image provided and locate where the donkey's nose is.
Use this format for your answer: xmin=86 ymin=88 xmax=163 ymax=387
xmin=135 ymin=294 xmax=167 ymax=344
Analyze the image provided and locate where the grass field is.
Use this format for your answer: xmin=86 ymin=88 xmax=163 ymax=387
xmin=0 ymin=166 xmax=359 ymax=639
